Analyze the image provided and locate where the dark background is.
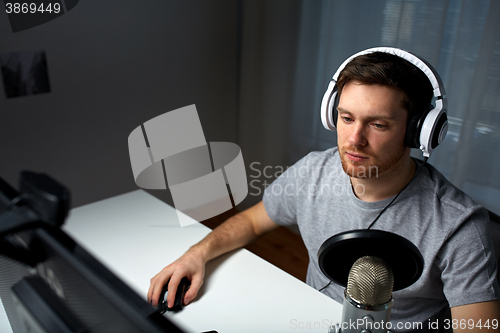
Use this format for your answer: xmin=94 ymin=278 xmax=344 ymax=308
xmin=0 ymin=1 xmax=240 ymax=208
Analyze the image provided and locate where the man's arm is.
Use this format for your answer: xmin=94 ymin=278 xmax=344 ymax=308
xmin=451 ymin=300 xmax=500 ymax=332
xmin=147 ymin=201 xmax=279 ymax=308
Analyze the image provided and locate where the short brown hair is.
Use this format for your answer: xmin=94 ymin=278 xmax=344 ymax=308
xmin=337 ymin=52 xmax=433 ymax=120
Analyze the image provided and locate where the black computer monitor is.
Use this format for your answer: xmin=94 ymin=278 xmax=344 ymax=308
xmin=0 ymin=172 xmax=184 ymax=333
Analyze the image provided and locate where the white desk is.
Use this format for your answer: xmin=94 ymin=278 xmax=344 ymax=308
xmin=2 ymin=190 xmax=342 ymax=332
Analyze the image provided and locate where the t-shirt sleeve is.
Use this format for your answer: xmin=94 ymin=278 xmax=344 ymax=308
xmin=262 ymin=154 xmax=312 ymax=227
xmin=438 ymin=207 xmax=500 ymax=308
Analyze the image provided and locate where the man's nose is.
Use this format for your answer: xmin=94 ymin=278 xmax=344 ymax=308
xmin=348 ymin=124 xmax=368 ymax=147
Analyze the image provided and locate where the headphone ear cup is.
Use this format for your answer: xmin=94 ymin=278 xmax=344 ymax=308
xmin=332 ymin=93 xmax=340 ymax=127
xmin=321 ymin=81 xmax=338 ymax=130
xmin=430 ymin=111 xmax=448 ymax=149
xmin=405 ymin=105 xmax=433 ymax=148
xmin=404 ymin=113 xmax=421 ymax=148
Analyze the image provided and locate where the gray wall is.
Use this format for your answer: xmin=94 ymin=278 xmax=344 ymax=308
xmin=0 ymin=0 xmax=238 ymax=208
xmin=237 ymin=0 xmax=301 ymax=208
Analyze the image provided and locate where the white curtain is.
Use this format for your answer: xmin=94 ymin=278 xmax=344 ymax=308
xmin=286 ymin=0 xmax=500 ymax=214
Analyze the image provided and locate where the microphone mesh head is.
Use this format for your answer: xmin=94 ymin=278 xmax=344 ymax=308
xmin=346 ymin=256 xmax=394 ymax=306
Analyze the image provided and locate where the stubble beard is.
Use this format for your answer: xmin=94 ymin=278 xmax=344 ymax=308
xmin=339 ymin=145 xmax=407 ymax=180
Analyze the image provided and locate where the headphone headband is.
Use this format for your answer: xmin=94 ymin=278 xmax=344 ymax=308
xmin=321 ymin=47 xmax=448 ymax=157
xmin=332 ymin=47 xmax=446 ymax=100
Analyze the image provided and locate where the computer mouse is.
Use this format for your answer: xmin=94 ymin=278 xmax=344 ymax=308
xmin=158 ymin=277 xmax=191 ymax=313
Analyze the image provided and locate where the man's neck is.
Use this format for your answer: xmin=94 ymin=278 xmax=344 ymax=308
xmin=350 ymin=157 xmax=417 ymax=202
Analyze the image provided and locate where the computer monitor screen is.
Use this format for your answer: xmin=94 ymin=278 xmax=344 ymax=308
xmin=0 ymin=172 xmax=184 ymax=333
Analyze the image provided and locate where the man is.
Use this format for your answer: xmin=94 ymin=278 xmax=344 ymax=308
xmin=148 ymin=49 xmax=500 ymax=331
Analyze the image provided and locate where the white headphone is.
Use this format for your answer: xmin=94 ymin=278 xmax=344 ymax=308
xmin=320 ymin=47 xmax=448 ymax=157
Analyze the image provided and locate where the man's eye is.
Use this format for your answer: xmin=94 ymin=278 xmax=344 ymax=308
xmin=373 ymin=123 xmax=386 ymax=129
xmin=342 ymin=117 xmax=353 ymax=123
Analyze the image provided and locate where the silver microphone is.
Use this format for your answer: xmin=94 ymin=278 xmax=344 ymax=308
xmin=333 ymin=256 xmax=394 ymax=333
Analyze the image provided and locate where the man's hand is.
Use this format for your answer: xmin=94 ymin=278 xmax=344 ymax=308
xmin=147 ymin=201 xmax=279 ymax=309
xmin=147 ymin=246 xmax=206 ymax=308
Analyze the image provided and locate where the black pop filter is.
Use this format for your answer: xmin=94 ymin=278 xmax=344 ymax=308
xmin=317 ymin=229 xmax=424 ymax=291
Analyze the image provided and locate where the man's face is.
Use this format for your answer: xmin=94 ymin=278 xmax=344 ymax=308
xmin=336 ymin=80 xmax=409 ymax=179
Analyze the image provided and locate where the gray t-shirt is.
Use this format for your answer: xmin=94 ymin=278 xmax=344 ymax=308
xmin=263 ymin=147 xmax=499 ymax=330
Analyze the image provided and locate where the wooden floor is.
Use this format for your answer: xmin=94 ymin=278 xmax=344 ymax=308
xmin=201 ymin=208 xmax=310 ymax=282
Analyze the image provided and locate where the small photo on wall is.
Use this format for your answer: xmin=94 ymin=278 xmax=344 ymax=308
xmin=0 ymin=51 xmax=51 ymax=98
